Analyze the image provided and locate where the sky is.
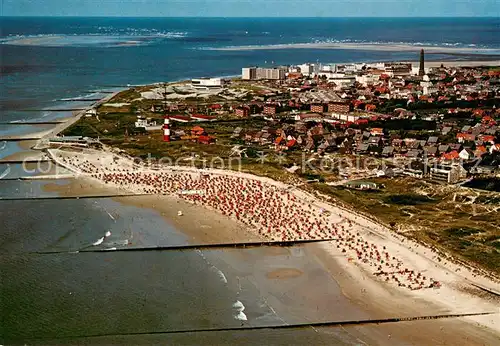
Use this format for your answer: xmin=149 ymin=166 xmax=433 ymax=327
xmin=1 ymin=0 xmax=499 ymax=17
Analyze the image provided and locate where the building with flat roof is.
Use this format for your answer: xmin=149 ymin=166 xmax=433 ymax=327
xmin=430 ymin=164 xmax=467 ymax=184
xmin=191 ymin=78 xmax=227 ymax=89
xmin=242 ymin=67 xmax=257 ymax=80
xmin=242 ymin=67 xmax=286 ymax=80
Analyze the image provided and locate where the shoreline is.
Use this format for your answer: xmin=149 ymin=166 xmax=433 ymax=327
xmin=46 ymin=146 xmax=500 ymax=338
xmin=205 ymin=42 xmax=500 ymax=54
xmin=40 ymin=172 xmax=500 ymax=345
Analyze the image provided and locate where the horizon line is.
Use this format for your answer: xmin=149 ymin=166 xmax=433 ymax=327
xmin=1 ymin=15 xmax=499 ymax=19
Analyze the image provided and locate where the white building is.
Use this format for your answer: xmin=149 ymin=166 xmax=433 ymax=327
xmin=242 ymin=67 xmax=257 ymax=80
xmin=430 ymin=164 xmax=467 ymax=184
xmin=256 ymin=67 xmax=286 ymax=80
xmin=85 ymin=108 xmax=97 ymax=117
xmin=356 ymin=74 xmax=380 ymax=87
xmin=298 ymin=63 xmax=315 ymax=76
xmin=411 ymin=66 xmax=431 ymax=76
xmin=191 ymin=78 xmax=227 ymax=88
xmin=331 ymin=113 xmax=362 ymax=122
xmin=423 ymin=86 xmax=439 ymax=95
xmin=241 ymin=67 xmax=286 ymax=80
xmin=135 ymin=116 xmax=158 ymax=129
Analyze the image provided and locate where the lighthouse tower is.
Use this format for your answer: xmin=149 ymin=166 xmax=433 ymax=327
xmin=163 ymin=116 xmax=170 ymax=142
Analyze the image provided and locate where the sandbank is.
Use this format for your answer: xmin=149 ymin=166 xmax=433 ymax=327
xmin=207 ymin=42 xmax=500 ymax=54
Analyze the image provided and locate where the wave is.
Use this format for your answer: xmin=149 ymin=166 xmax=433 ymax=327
xmin=200 ymin=40 xmax=500 ymax=53
xmin=233 ymin=300 xmax=248 ymax=321
xmin=195 ymin=249 xmax=229 ymax=284
xmin=57 ymin=92 xmax=100 ymax=102
xmin=0 ymin=164 xmax=11 ymax=180
xmin=215 ymin=269 xmax=228 ymax=284
xmin=92 ymin=237 xmax=104 ymax=246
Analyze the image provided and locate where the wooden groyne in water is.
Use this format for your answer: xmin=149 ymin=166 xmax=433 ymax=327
xmin=0 ymin=137 xmax=43 ymax=141
xmin=0 ymin=193 xmax=151 ymax=201
xmin=0 ymin=121 xmax=65 ymax=125
xmin=33 ymin=238 xmax=338 ymax=255
xmin=0 ymin=159 xmax=51 ymax=164
xmin=17 ymin=108 xmax=87 ymax=112
xmin=14 ymin=311 xmax=497 ymax=342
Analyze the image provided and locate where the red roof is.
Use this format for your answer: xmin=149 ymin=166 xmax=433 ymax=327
xmin=442 ymin=150 xmax=459 ymax=160
xmin=197 ymin=135 xmax=215 ymax=143
xmin=169 ymin=115 xmax=191 ymax=122
xmin=355 ymin=119 xmax=369 ymax=125
xmin=286 ymin=139 xmax=297 ymax=148
xmin=191 ymin=114 xmax=216 ymax=121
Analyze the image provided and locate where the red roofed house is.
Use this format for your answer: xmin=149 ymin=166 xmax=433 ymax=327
xmin=286 ymin=138 xmax=297 ymax=149
xmin=481 ymin=115 xmax=495 ymax=124
xmin=490 ymin=143 xmax=500 ymax=154
xmin=263 ymin=105 xmax=277 ymax=116
xmin=456 ymin=133 xmax=476 ymax=143
xmin=473 ymin=109 xmax=486 ymax=118
xmin=355 ymin=119 xmax=369 ymax=125
xmin=479 ymin=135 xmax=495 ymax=144
xmin=169 ymin=115 xmax=191 ymax=123
xmin=191 ymin=126 xmax=206 ymax=136
xmin=197 ymin=135 xmax=216 ymax=144
xmin=370 ymin=128 xmax=384 ymax=136
xmin=365 ymin=104 xmax=376 ymax=112
xmin=474 ymin=145 xmax=487 ymax=158
xmin=274 ymin=136 xmax=286 ymax=151
xmin=442 ymin=150 xmax=459 ymax=161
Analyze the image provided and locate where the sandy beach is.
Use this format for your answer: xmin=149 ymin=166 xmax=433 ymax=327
xmin=42 ymin=146 xmax=500 ymax=341
xmin=44 ymin=178 xmax=261 ymax=245
xmin=40 ymin=165 xmax=500 ymax=345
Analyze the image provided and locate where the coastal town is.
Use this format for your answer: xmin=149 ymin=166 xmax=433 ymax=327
xmin=67 ymin=50 xmax=500 ymax=186
xmin=3 ymin=10 xmax=500 ymax=345
xmin=47 ymin=52 xmax=500 ymax=283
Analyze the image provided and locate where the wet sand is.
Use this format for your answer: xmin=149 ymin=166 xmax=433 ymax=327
xmin=40 ymin=176 xmax=500 ymax=345
xmin=0 ymin=150 xmax=49 ymax=163
xmin=266 ymin=268 xmax=304 ymax=279
xmin=43 ymin=178 xmax=261 ymax=245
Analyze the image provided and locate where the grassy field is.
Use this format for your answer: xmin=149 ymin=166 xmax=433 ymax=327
xmin=309 ymin=177 xmax=500 ymax=276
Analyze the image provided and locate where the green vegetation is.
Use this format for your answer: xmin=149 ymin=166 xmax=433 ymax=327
xmin=384 ymin=194 xmax=434 ymax=205
xmin=308 ymin=178 xmax=500 ymax=275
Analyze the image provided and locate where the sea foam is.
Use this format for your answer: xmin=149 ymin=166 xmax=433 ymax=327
xmin=233 ymin=300 xmax=248 ymax=321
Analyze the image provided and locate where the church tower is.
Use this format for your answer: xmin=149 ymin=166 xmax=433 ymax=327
xmin=419 ymin=49 xmax=425 ymax=76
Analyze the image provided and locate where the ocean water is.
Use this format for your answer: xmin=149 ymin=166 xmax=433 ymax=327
xmin=0 ymin=17 xmax=499 ymax=344
xmin=1 ymin=17 xmax=499 ymax=115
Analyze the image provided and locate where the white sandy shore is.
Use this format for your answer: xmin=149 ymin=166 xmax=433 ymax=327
xmin=47 ymin=147 xmax=500 ymax=335
xmin=205 ymin=42 xmax=500 ymax=54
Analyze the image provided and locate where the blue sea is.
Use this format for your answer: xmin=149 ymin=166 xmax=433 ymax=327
xmin=0 ymin=17 xmax=499 ymax=344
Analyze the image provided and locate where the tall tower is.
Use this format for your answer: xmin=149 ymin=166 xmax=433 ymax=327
xmin=163 ymin=116 xmax=170 ymax=142
xmin=419 ymin=49 xmax=425 ymax=76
